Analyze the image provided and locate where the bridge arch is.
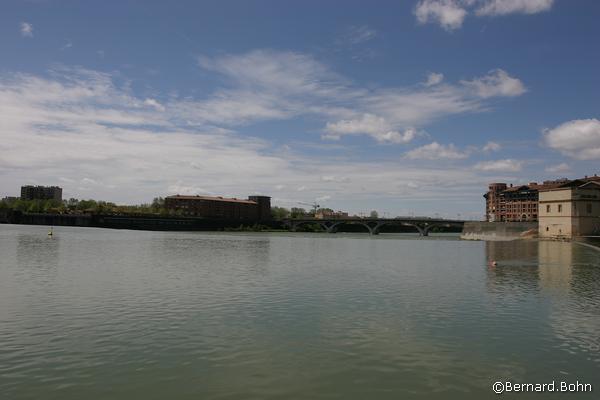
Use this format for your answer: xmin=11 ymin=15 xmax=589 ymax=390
xmin=289 ymin=220 xmax=328 ymax=232
xmin=327 ymin=220 xmax=376 ymax=234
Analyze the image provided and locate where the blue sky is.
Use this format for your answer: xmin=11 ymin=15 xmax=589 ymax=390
xmin=1 ymin=0 xmax=599 ymax=218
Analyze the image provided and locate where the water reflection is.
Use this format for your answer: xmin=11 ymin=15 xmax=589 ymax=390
xmin=485 ymin=241 xmax=539 ymax=293
xmin=15 ymin=233 xmax=61 ymax=283
xmin=485 ymin=240 xmax=597 ymax=294
xmin=485 ymin=239 xmax=600 ymax=367
xmin=538 ymin=241 xmax=573 ymax=292
xmin=2 ymin=225 xmax=599 ymax=400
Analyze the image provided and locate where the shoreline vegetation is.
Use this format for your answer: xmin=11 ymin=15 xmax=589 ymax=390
xmin=0 ymin=197 xmax=462 ymax=234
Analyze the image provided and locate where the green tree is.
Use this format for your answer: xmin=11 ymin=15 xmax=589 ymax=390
xmin=290 ymin=207 xmax=307 ymax=218
xmin=151 ymin=197 xmax=165 ymax=212
xmin=370 ymin=210 xmax=379 ymax=218
xmin=271 ymin=206 xmax=290 ymax=220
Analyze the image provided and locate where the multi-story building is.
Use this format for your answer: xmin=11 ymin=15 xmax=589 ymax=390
xmin=314 ymin=210 xmax=349 ymax=219
xmin=484 ymin=183 xmax=507 ymax=222
xmin=20 ymin=185 xmax=63 ymax=202
xmin=164 ymin=194 xmax=271 ymax=221
xmin=484 ymin=175 xmax=600 ymax=222
xmin=539 ymin=180 xmax=600 ymax=238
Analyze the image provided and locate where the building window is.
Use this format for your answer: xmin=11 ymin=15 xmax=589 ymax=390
xmin=558 ymin=204 xmax=562 ymax=213
xmin=546 ymin=227 xmax=549 ymax=232
xmin=546 ymin=205 xmax=551 ymax=213
xmin=587 ymin=203 xmax=593 ymax=214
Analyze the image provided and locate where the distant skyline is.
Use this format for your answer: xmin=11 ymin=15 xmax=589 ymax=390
xmin=1 ymin=0 xmax=599 ymax=218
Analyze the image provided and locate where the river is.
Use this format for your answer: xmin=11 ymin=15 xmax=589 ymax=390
xmin=0 ymin=224 xmax=598 ymax=399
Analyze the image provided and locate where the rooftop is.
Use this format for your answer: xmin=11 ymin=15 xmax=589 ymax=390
xmin=166 ymin=195 xmax=257 ymax=205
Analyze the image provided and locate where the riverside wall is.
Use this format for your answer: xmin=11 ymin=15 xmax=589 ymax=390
xmin=1 ymin=211 xmax=282 ymax=231
xmin=461 ymin=221 xmax=538 ymax=241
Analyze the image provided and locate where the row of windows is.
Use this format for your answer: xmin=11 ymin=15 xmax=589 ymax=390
xmin=545 ymin=203 xmax=593 ymax=214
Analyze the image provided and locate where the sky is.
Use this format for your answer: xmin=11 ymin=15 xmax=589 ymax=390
xmin=1 ymin=0 xmax=599 ymax=219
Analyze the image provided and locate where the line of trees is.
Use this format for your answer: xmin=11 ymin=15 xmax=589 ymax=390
xmin=1 ymin=197 xmax=383 ymax=221
xmin=0 ymin=197 xmax=169 ymax=215
xmin=270 ymin=206 xmax=339 ymax=219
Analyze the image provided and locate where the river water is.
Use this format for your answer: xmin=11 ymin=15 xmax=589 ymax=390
xmin=0 ymin=224 xmax=599 ymax=399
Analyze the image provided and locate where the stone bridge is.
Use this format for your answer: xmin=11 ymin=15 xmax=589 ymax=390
xmin=282 ymin=217 xmax=465 ymax=236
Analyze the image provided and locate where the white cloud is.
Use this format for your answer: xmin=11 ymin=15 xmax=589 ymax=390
xmin=405 ymin=142 xmax=469 ymax=160
xmin=324 ymin=114 xmax=422 ymax=144
xmin=321 ymin=176 xmax=350 ymax=183
xmin=545 ymin=163 xmax=571 ymax=174
xmin=425 ymin=72 xmax=444 ymax=86
xmin=144 ymin=98 xmax=165 ymax=112
xmin=476 ymin=0 xmax=554 ymax=16
xmin=192 ymin=50 xmax=525 ymax=144
xmin=0 ymin=61 xmax=524 ymax=216
xmin=414 ymin=0 xmax=468 ymax=31
xmin=342 ymin=25 xmax=377 ymax=45
xmin=316 ymin=195 xmax=332 ymax=202
xmin=461 ymin=69 xmax=526 ymax=98
xmin=415 ymin=0 xmax=553 ymax=30
xmin=474 ymin=159 xmax=523 ymax=172
xmin=482 ymin=141 xmax=501 ymax=152
xmin=61 ymin=40 xmax=73 ymax=51
xmin=544 ymin=118 xmax=600 ymax=160
xmin=20 ymin=22 xmax=34 ymax=38
xmin=197 ymin=50 xmax=345 ymax=99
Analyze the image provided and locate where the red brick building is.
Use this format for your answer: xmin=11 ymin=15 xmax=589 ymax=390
xmin=484 ymin=175 xmax=600 ymax=222
xmin=165 ymin=195 xmax=271 ymax=221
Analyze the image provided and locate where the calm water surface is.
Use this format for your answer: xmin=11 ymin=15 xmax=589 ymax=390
xmin=1 ymin=224 xmax=599 ymax=399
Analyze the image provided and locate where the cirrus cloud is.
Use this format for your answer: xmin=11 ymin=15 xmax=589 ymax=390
xmin=476 ymin=0 xmax=554 ymax=16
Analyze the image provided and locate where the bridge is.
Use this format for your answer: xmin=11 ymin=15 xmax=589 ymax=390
xmin=282 ymin=217 xmax=466 ymax=236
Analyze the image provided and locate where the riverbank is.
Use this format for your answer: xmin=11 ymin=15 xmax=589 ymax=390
xmin=0 ymin=211 xmax=463 ymax=234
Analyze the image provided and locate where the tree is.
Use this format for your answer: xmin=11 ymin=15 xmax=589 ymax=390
xmin=370 ymin=210 xmax=379 ymax=218
xmin=151 ymin=197 xmax=164 ymax=212
xmin=290 ymin=207 xmax=307 ymax=218
xmin=271 ymin=206 xmax=290 ymax=220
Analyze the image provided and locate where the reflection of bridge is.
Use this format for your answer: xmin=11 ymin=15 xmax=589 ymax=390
xmin=282 ymin=217 xmax=466 ymax=236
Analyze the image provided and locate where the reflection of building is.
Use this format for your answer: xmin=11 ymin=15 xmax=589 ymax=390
xmin=164 ymin=194 xmax=271 ymax=221
xmin=484 ymin=175 xmax=600 ymax=222
xmin=539 ymin=180 xmax=600 ymax=238
xmin=538 ymin=241 xmax=573 ymax=292
xmin=20 ymin=185 xmax=62 ymax=201
xmin=314 ymin=210 xmax=349 ymax=219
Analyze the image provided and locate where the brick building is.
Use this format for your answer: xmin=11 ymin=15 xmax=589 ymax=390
xmin=484 ymin=175 xmax=600 ymax=222
xmin=20 ymin=185 xmax=63 ymax=202
xmin=164 ymin=195 xmax=271 ymax=221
